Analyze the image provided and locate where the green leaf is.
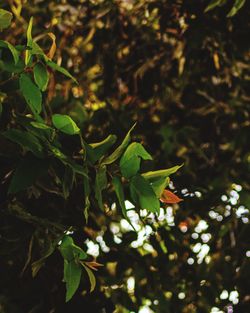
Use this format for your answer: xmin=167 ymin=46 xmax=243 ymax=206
xmin=204 ymin=0 xmax=225 ymax=12
xmin=34 ymin=63 xmax=49 ymax=91
xmin=81 ymin=263 xmax=96 ymax=293
xmin=83 ymin=174 xmax=90 ymax=222
xmin=64 ymin=260 xmax=82 ymax=302
xmin=120 ymin=142 xmax=152 ymax=178
xmin=8 ymin=155 xmax=48 ymax=194
xmin=59 ymin=236 xmax=75 ymax=261
xmin=3 ymin=129 xmax=44 ymax=158
xmin=63 ymin=166 xmax=75 ymax=199
xmin=101 ymin=123 xmax=136 ymax=165
xmin=142 ymin=164 xmax=183 ymax=180
xmin=0 ymin=40 xmax=19 ymax=64
xmin=30 ymin=121 xmax=52 ymax=130
xmin=59 ymin=236 xmax=87 ymax=262
xmin=52 ymin=114 xmax=80 ymax=135
xmin=95 ymin=165 xmax=107 ymax=210
xmin=112 ymin=177 xmax=127 ymax=218
xmin=46 ymin=60 xmax=77 ymax=83
xmin=0 ymin=57 xmax=25 ymax=73
xmin=130 ymin=175 xmax=160 ymax=214
xmin=0 ymin=9 xmax=13 ymax=30
xmin=19 ymin=73 xmax=42 ymax=115
xmin=112 ymin=176 xmax=135 ymax=231
xmin=32 ymin=240 xmax=56 ymax=277
xmin=30 ymin=121 xmax=55 ymax=140
xmin=227 ymin=0 xmax=246 ymax=17
xmin=150 ymin=176 xmax=170 ymax=198
xmin=87 ymin=134 xmax=117 ymax=163
xmin=25 ymin=17 xmax=34 ymax=65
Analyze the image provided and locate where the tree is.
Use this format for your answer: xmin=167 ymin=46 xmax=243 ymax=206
xmin=0 ymin=1 xmax=249 ymax=313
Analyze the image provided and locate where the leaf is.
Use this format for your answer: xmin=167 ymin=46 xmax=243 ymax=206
xmin=3 ymin=129 xmax=44 ymax=158
xmin=46 ymin=60 xmax=77 ymax=83
xmin=84 ymin=261 xmax=104 ymax=271
xmin=160 ymin=189 xmax=183 ymax=204
xmin=32 ymin=241 xmax=56 ymax=277
xmin=34 ymin=63 xmax=49 ymax=91
xmin=112 ymin=176 xmax=127 ymax=218
xmin=63 ymin=166 xmax=75 ymax=199
xmin=83 ymin=174 xmax=90 ymax=222
xmin=227 ymin=0 xmax=246 ymax=17
xmin=81 ymin=262 xmax=96 ymax=293
xmin=25 ymin=17 xmax=34 ymax=65
xmin=59 ymin=236 xmax=75 ymax=261
xmin=59 ymin=236 xmax=87 ymax=262
xmin=0 ymin=40 xmax=19 ymax=64
xmin=30 ymin=121 xmax=55 ymax=140
xmin=0 ymin=57 xmax=25 ymax=73
xmin=8 ymin=155 xmax=48 ymax=194
xmin=64 ymin=260 xmax=82 ymax=302
xmin=204 ymin=0 xmax=225 ymax=12
xmin=142 ymin=164 xmax=183 ymax=180
xmin=120 ymin=142 xmax=152 ymax=178
xmin=94 ymin=165 xmax=107 ymax=210
xmin=46 ymin=32 xmax=57 ymax=59
xmin=151 ymin=176 xmax=170 ymax=198
xmin=19 ymin=73 xmax=42 ymax=115
xmin=0 ymin=9 xmax=13 ymax=30
xmin=101 ymin=123 xmax=136 ymax=165
xmin=87 ymin=134 xmax=117 ymax=163
xmin=130 ymin=174 xmax=160 ymax=214
xmin=52 ymin=114 xmax=80 ymax=135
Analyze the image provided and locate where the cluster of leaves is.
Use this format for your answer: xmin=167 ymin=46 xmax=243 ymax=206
xmin=1 ymin=1 xmax=250 ymax=312
xmin=0 ymin=8 xmax=181 ymax=305
xmin=205 ymin=0 xmax=246 ymax=16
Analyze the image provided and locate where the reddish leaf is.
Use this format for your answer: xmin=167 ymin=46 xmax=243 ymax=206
xmin=84 ymin=261 xmax=104 ymax=271
xmin=160 ymin=189 xmax=183 ymax=204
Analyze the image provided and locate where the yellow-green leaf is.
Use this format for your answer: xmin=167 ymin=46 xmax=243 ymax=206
xmin=0 ymin=9 xmax=13 ymax=30
xmin=52 ymin=114 xmax=80 ymax=135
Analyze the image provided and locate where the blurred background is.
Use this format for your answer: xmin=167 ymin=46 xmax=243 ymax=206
xmin=0 ymin=0 xmax=250 ymax=312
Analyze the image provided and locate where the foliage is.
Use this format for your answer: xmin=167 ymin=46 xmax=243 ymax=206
xmin=0 ymin=6 xmax=181 ymax=309
xmin=0 ymin=1 xmax=250 ymax=313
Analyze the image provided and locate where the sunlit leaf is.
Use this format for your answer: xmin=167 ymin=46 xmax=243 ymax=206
xmin=227 ymin=0 xmax=246 ymax=17
xmin=102 ymin=123 xmax=136 ymax=165
xmin=25 ymin=17 xmax=34 ymax=65
xmin=87 ymin=134 xmax=117 ymax=163
xmin=0 ymin=9 xmax=13 ymax=30
xmin=205 ymin=0 xmax=225 ymax=12
xmin=142 ymin=164 xmax=183 ymax=180
xmin=47 ymin=60 xmax=77 ymax=83
xmin=52 ymin=114 xmax=80 ymax=135
xmin=120 ymin=142 xmax=152 ymax=178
